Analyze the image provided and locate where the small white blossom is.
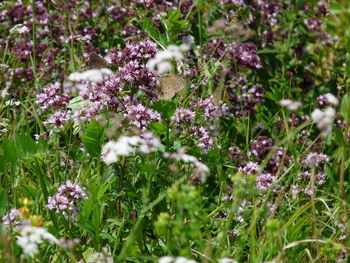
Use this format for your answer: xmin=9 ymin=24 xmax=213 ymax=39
xmin=159 ymin=256 xmax=197 ymax=263
xmin=87 ymin=247 xmax=113 ymax=263
xmin=324 ymin=93 xmax=339 ymax=106
xmin=147 ymin=44 xmax=189 ymax=75
xmin=9 ymin=24 xmax=30 ymax=34
xmin=311 ymin=107 xmax=336 ymax=135
xmin=101 ymin=136 xmax=141 ymax=164
xmin=164 ymin=149 xmax=210 ymax=183
xmin=68 ymin=68 xmax=113 ymax=83
xmin=280 ymin=99 xmax=302 ymax=110
xmin=218 ymin=258 xmax=238 ymax=263
xmin=16 ymin=225 xmax=59 ymax=256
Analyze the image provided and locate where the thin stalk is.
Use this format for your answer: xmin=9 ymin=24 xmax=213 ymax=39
xmin=35 ymin=157 xmax=59 ymax=230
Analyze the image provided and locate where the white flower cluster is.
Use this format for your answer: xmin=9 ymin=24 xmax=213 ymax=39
xmin=68 ymin=68 xmax=113 ymax=83
xmin=164 ymin=149 xmax=210 ymax=183
xmin=147 ymin=44 xmax=189 ymax=75
xmin=101 ymin=136 xmax=141 ymax=164
xmin=311 ymin=93 xmax=338 ymax=136
xmin=101 ymin=133 xmax=161 ymax=164
xmin=87 ymin=247 xmax=113 ymax=263
xmin=311 ymin=107 xmax=336 ymax=135
xmin=280 ymin=99 xmax=302 ymax=111
xmin=159 ymin=256 xmax=197 ymax=263
xmin=9 ymin=24 xmax=30 ymax=34
xmin=16 ymin=225 xmax=60 ymax=256
xmin=159 ymin=256 xmax=237 ymax=263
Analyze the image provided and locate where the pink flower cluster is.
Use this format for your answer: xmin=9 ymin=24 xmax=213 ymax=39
xmin=47 ymin=180 xmax=87 ymax=221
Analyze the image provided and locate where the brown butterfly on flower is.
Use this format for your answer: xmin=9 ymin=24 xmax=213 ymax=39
xmin=157 ymin=74 xmax=187 ymax=100
xmin=86 ymin=52 xmax=109 ymax=69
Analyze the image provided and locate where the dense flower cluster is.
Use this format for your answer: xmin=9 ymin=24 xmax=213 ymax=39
xmin=304 ymin=152 xmax=329 ymax=168
xmin=108 ymin=40 xmax=158 ymax=87
xmin=36 ymin=82 xmax=69 ymax=111
xmin=256 ymin=173 xmax=277 ymax=190
xmin=44 ymin=110 xmax=71 ymax=128
xmin=2 ymin=208 xmax=22 ymax=228
xmin=191 ymin=126 xmax=213 ymax=152
xmin=198 ymin=96 xmax=229 ymax=121
xmin=124 ymin=102 xmax=161 ymax=131
xmin=47 ymin=181 xmax=87 ymax=221
xmin=250 ymin=136 xmax=274 ymax=158
xmin=233 ymin=42 xmax=262 ymax=69
xmin=172 ymin=108 xmax=195 ymax=124
xmin=239 ymin=162 xmax=260 ymax=175
xmin=17 ymin=225 xmax=60 ymax=256
xmin=227 ymin=76 xmax=265 ymax=116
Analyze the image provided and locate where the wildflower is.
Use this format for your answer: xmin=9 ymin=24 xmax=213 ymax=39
xmin=108 ymin=40 xmax=157 ymax=87
xmin=16 ymin=225 xmax=60 ymax=256
xmin=138 ymin=132 xmax=161 ymax=154
xmin=147 ymin=44 xmax=189 ymax=75
xmin=36 ymin=82 xmax=69 ymax=111
xmin=44 ymin=110 xmax=71 ymax=128
xmin=256 ymin=173 xmax=276 ymax=190
xmin=250 ymin=136 xmax=274 ymax=158
xmin=9 ymin=24 xmax=30 ymax=34
xmin=2 ymin=208 xmax=22 ymax=228
xmin=164 ymin=149 xmax=210 ymax=183
xmin=291 ymin=185 xmax=302 ymax=198
xmin=233 ymin=42 xmax=262 ymax=69
xmin=124 ymin=102 xmax=161 ymax=131
xmin=191 ymin=126 xmax=213 ymax=152
xmin=317 ymin=93 xmax=339 ymax=106
xmin=280 ymin=99 xmax=302 ymax=110
xmin=101 ymin=136 xmax=141 ymax=164
xmin=198 ymin=96 xmax=227 ymax=121
xmin=87 ymin=247 xmax=113 ymax=263
xmin=47 ymin=181 xmax=87 ymax=221
xmin=311 ymin=107 xmax=336 ymax=135
xmin=68 ymin=68 xmax=113 ymax=83
xmin=158 ymin=256 xmax=197 ymax=263
xmin=172 ymin=108 xmax=195 ymax=124
xmin=304 ymin=152 xmax=329 ymax=168
xmin=239 ymin=162 xmax=260 ymax=175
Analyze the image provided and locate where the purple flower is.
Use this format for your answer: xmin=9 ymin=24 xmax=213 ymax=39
xmin=124 ymin=100 xmax=161 ymax=131
xmin=191 ymin=126 xmax=213 ymax=152
xmin=227 ymin=77 xmax=264 ymax=116
xmin=138 ymin=132 xmax=161 ymax=154
xmin=172 ymin=108 xmax=195 ymax=124
xmin=233 ymin=42 xmax=262 ymax=69
xmin=2 ymin=208 xmax=22 ymax=228
xmin=250 ymin=136 xmax=274 ymax=158
xmin=198 ymin=96 xmax=228 ymax=121
xmin=304 ymin=152 xmax=329 ymax=168
xmin=267 ymin=147 xmax=291 ymax=173
xmin=36 ymin=82 xmax=69 ymax=111
xmin=47 ymin=180 xmax=87 ymax=221
xmin=239 ymin=162 xmax=260 ymax=175
xmin=256 ymin=173 xmax=276 ymax=190
xmin=44 ymin=110 xmax=71 ymax=128
xmin=108 ymin=40 xmax=157 ymax=87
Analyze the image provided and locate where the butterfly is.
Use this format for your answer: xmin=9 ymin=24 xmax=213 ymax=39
xmin=157 ymin=74 xmax=187 ymax=100
xmin=86 ymin=52 xmax=109 ymax=69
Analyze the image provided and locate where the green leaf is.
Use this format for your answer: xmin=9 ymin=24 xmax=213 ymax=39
xmin=0 ymin=189 xmax=7 ymax=217
xmin=150 ymin=100 xmax=176 ymax=120
xmin=80 ymin=120 xmax=105 ymax=158
xmin=149 ymin=122 xmax=166 ymax=137
xmin=333 ymin=127 xmax=348 ymax=147
xmin=340 ymin=92 xmax=350 ymax=121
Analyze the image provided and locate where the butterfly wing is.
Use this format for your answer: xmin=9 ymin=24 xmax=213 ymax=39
xmin=158 ymin=76 xmax=176 ymax=100
xmin=158 ymin=74 xmax=187 ymax=100
xmin=86 ymin=53 xmax=108 ymax=69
